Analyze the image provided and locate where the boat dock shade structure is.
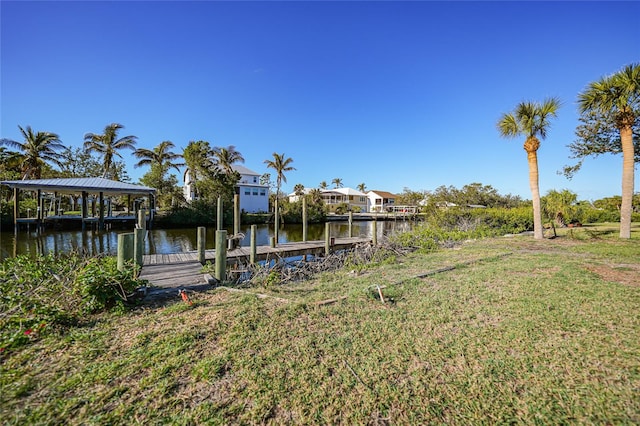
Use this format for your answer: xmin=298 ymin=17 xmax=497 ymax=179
xmin=1 ymin=177 xmax=157 ymax=231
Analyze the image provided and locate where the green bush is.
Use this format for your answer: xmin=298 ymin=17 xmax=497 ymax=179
xmin=392 ymin=207 xmax=534 ymax=251
xmin=0 ymin=253 xmax=144 ymax=352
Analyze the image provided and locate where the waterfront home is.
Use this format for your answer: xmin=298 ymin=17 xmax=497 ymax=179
xmin=366 ymin=190 xmax=398 ymax=213
xmin=321 ymin=187 xmax=368 ymax=213
xmin=183 ymin=165 xmax=269 ymax=213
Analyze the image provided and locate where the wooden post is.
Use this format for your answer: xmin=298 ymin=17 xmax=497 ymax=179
xmin=149 ymin=195 xmax=155 ymax=229
xmin=325 ymin=222 xmax=331 ymax=256
xmin=302 ymin=197 xmax=308 ymax=242
xmin=13 ymin=188 xmax=19 ymax=233
xmin=117 ymin=233 xmax=134 ymax=271
xmin=99 ymin=191 xmax=105 ymax=231
xmin=274 ymin=198 xmax=280 ymax=245
xmin=250 ymin=224 xmax=257 ymax=264
xmin=137 ymin=208 xmax=146 ymax=230
xmin=234 ymin=194 xmax=240 ymax=235
xmin=217 ymin=196 xmax=223 ymax=231
xmin=197 ymin=226 xmax=206 ymax=265
xmin=372 ymin=220 xmax=378 ymax=246
xmin=134 ymin=228 xmax=145 ymax=268
xmin=348 ymin=211 xmax=353 ymax=237
xmin=37 ymin=190 xmax=43 ymax=221
xmin=81 ymin=191 xmax=88 ymax=231
xmin=215 ymin=230 xmax=227 ymax=282
xmin=270 ymin=236 xmax=276 ymax=248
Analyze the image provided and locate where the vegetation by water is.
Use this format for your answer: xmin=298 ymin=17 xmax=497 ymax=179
xmin=1 ymin=223 xmax=639 ymax=424
xmin=0 ymin=253 xmax=143 ymax=351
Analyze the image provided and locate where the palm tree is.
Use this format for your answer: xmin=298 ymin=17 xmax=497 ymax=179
xmin=264 ymin=153 xmax=295 ymax=242
xmin=319 ymin=181 xmax=328 ymax=190
xmin=293 ymin=183 xmax=305 ymax=196
xmin=541 ymin=189 xmax=578 ymax=228
xmin=578 ymin=63 xmax=639 ymax=238
xmin=332 ymin=178 xmax=343 ymax=189
xmin=212 ymin=145 xmax=244 ymax=175
xmin=498 ymin=98 xmax=561 ymax=240
xmin=133 ymin=140 xmax=184 ymax=173
xmin=0 ymin=125 xmax=65 ymax=179
xmin=84 ymin=123 xmax=137 ymax=179
xmin=357 ymin=183 xmax=367 ymax=193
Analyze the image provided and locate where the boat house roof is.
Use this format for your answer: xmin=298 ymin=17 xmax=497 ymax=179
xmin=0 ymin=177 xmax=156 ymax=196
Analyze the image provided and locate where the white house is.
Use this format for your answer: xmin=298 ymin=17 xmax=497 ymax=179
xmin=287 ymin=187 xmax=314 ymax=203
xmin=366 ymin=190 xmax=398 ymax=212
xmin=183 ymin=165 xmax=269 ymax=213
xmin=321 ymin=187 xmax=368 ymax=212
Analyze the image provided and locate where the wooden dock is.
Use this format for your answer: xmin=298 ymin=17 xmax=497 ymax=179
xmin=139 ymin=237 xmax=371 ymax=288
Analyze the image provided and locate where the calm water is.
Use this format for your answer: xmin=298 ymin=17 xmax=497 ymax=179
xmin=0 ymin=220 xmax=417 ymax=260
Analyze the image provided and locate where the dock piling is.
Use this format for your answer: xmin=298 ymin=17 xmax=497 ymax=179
xmin=215 ymin=230 xmax=227 ymax=282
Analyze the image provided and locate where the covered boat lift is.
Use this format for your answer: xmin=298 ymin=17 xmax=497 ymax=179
xmin=1 ymin=177 xmax=156 ymax=232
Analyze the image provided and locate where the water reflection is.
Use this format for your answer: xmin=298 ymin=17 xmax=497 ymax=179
xmin=0 ymin=220 xmax=418 ymax=259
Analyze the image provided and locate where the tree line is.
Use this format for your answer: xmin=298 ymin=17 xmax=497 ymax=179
xmin=1 ymin=63 xmax=638 ymax=237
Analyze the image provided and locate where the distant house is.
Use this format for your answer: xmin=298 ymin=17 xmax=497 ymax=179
xmin=183 ymin=165 xmax=269 ymax=213
xmin=367 ymin=190 xmax=398 ymax=212
xmin=287 ymin=187 xmax=314 ymax=203
xmin=321 ymin=187 xmax=368 ymax=213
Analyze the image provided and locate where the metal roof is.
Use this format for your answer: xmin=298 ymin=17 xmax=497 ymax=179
xmin=0 ymin=177 xmax=156 ymax=195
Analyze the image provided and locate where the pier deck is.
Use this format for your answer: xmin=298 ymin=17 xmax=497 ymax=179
xmin=139 ymin=237 xmax=371 ymax=288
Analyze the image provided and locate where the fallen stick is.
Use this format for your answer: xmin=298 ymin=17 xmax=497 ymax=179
xmin=217 ymin=286 xmax=290 ymax=303
xmin=314 ymin=296 xmax=348 ymax=306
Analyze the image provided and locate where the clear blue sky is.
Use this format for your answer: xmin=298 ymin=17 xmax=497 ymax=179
xmin=2 ymin=1 xmax=638 ymax=201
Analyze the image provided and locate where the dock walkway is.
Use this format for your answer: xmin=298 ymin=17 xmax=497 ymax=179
xmin=139 ymin=237 xmax=371 ymax=289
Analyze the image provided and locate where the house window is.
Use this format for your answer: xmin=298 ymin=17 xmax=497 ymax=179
xmin=253 ymin=176 xmax=257 ymax=183
xmin=245 ymin=189 xmax=250 ymax=195
xmin=260 ymin=189 xmax=266 ymax=196
xmin=253 ymin=189 xmax=258 ymax=195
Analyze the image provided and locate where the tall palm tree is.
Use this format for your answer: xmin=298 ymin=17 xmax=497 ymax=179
xmin=133 ymin=140 xmax=184 ymax=173
xmin=264 ymin=153 xmax=295 ymax=242
xmin=212 ymin=145 xmax=244 ymax=175
xmin=319 ymin=181 xmax=328 ymax=190
xmin=84 ymin=123 xmax=137 ymax=180
xmin=332 ymin=178 xmax=343 ymax=189
xmin=578 ymin=63 xmax=639 ymax=239
xmin=498 ymin=98 xmax=561 ymax=240
xmin=357 ymin=183 xmax=367 ymax=193
xmin=0 ymin=125 xmax=65 ymax=179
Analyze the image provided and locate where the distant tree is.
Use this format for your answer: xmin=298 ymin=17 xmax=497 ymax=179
xmin=498 ymin=98 xmax=561 ymax=239
xmin=593 ymin=195 xmax=622 ymax=211
xmin=357 ymin=183 xmax=367 ymax=193
xmin=212 ymin=145 xmax=244 ymax=175
xmin=577 ymin=63 xmax=639 ymax=238
xmin=83 ymin=123 xmax=137 ymax=180
xmin=134 ymin=141 xmax=185 ymax=208
xmin=57 ymin=147 xmax=103 ymax=178
xmin=0 ymin=147 xmax=24 ymax=181
xmin=183 ymin=140 xmax=236 ymax=204
xmin=319 ymin=181 xmax=328 ymax=190
xmin=308 ymin=188 xmax=323 ymax=205
xmin=332 ymin=178 xmax=343 ymax=189
xmin=133 ymin=140 xmax=184 ymax=174
xmin=264 ymin=153 xmax=295 ymax=242
xmin=0 ymin=125 xmax=65 ymax=179
xmin=397 ymin=187 xmax=428 ymax=206
xmin=293 ymin=183 xmax=305 ymax=196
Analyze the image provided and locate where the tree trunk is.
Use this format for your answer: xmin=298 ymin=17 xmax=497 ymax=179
xmin=619 ymin=126 xmax=635 ymax=239
xmin=525 ymin=137 xmax=543 ymax=240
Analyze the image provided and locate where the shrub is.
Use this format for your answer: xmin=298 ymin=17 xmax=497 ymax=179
xmin=0 ymin=252 xmax=144 ymax=352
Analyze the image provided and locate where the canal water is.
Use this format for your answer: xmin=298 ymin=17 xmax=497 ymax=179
xmin=0 ymin=220 xmax=417 ymax=260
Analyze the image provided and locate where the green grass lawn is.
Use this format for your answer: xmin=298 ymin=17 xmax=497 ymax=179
xmin=1 ymin=229 xmax=639 ymax=424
